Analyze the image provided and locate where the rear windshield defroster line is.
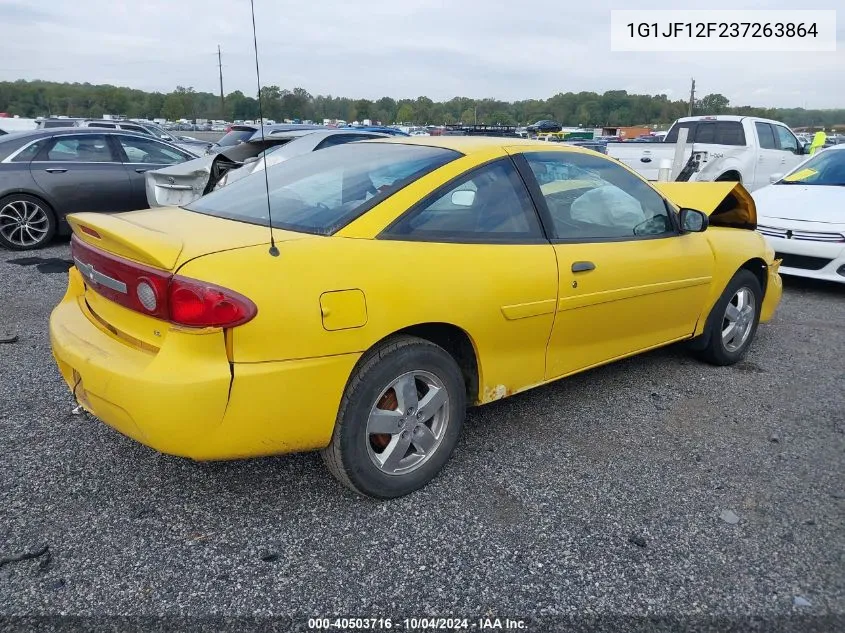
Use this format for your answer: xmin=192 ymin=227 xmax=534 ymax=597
xmin=185 ymin=143 xmax=462 ymax=236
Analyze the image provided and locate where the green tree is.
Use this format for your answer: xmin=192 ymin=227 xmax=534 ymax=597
xmin=696 ymin=93 xmax=730 ymax=115
xmin=396 ymin=103 xmax=414 ymax=123
xmin=161 ymin=92 xmax=184 ymax=120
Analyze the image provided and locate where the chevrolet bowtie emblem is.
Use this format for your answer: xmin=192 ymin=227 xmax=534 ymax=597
xmin=73 ymin=258 xmax=128 ymax=294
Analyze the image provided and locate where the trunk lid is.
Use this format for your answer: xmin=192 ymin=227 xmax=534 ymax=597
xmin=67 ymin=208 xmax=310 ymax=352
xmin=67 ymin=207 xmax=309 ymax=271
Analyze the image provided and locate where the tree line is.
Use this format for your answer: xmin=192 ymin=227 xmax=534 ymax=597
xmin=1 ymin=79 xmax=843 ymax=129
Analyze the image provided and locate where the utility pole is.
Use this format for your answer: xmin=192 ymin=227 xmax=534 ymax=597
xmin=218 ymin=45 xmax=225 ymax=119
xmin=688 ymin=78 xmax=696 ymax=116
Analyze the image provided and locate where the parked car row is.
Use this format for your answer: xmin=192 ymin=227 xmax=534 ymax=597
xmin=147 ymin=128 xmax=391 ymax=207
xmin=37 ymin=117 xmax=213 ymax=154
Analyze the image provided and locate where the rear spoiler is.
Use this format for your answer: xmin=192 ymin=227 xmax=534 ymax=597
xmin=654 ymin=181 xmax=757 ymax=230
xmin=67 ymin=212 xmax=183 ymax=269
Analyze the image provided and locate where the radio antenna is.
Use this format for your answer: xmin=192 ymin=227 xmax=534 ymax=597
xmin=249 ymin=0 xmax=279 ymax=257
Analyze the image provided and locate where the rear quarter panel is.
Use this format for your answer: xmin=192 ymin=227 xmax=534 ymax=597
xmin=175 ymin=235 xmax=558 ymax=403
xmin=0 ymin=164 xmax=51 ymax=203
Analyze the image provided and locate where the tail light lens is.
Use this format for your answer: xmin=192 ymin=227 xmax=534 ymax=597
xmin=70 ymin=236 xmax=257 ymax=328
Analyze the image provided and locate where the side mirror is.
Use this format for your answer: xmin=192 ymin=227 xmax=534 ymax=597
xmin=451 ymin=190 xmax=476 ymax=207
xmin=769 ymin=172 xmax=784 ymax=184
xmin=679 ymin=208 xmax=709 ymax=233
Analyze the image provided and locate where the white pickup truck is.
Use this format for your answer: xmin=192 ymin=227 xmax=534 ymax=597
xmin=607 ymin=115 xmax=806 ymax=191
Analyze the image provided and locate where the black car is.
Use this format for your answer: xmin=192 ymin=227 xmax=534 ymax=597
xmin=0 ymin=128 xmax=197 ymax=250
xmin=526 ymin=119 xmax=562 ymax=134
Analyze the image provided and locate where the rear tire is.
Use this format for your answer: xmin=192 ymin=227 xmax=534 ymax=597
xmin=0 ymin=194 xmax=56 ymax=250
xmin=321 ymin=335 xmax=466 ymax=498
xmin=695 ymin=270 xmax=763 ymax=366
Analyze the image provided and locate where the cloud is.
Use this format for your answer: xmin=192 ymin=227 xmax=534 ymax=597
xmin=0 ymin=0 xmax=842 ymax=108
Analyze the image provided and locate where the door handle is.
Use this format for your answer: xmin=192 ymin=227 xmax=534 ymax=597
xmin=640 ymin=157 xmax=652 ymax=163
xmin=571 ymin=261 xmax=596 ymax=273
xmin=135 ymin=168 xmax=150 ymax=173
xmin=44 ymin=168 xmax=67 ymax=173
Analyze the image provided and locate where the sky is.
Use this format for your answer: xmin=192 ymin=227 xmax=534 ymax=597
xmin=0 ymin=0 xmax=842 ymax=109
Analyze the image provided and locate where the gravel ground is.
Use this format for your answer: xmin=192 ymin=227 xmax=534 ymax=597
xmin=0 ymin=240 xmax=843 ymax=632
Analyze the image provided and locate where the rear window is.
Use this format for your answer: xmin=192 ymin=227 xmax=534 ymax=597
xmin=217 ymin=127 xmax=257 ymax=147
xmin=665 ymin=121 xmax=745 ymax=145
xmin=695 ymin=122 xmax=746 ymax=145
xmin=186 ymin=143 xmax=460 ymax=235
xmin=664 ymin=122 xmax=696 ymax=144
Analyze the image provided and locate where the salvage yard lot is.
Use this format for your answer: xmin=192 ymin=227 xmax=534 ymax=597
xmin=1 ymin=240 xmax=843 ymax=624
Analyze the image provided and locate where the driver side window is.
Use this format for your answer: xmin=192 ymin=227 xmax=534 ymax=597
xmin=524 ymin=152 xmax=675 ymax=241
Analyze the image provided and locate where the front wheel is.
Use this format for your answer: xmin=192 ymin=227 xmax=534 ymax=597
xmin=321 ymin=335 xmax=466 ymax=498
xmin=695 ymin=270 xmax=763 ymax=366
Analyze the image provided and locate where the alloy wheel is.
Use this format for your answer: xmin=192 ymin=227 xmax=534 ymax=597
xmin=0 ymin=200 xmax=50 ymax=248
xmin=365 ymin=370 xmax=450 ymax=476
xmin=721 ymin=287 xmax=756 ymax=353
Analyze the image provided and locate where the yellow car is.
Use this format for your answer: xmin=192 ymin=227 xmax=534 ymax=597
xmin=49 ymin=137 xmax=782 ymax=498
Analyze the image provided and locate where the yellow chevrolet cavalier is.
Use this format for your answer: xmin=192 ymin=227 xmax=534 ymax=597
xmin=49 ymin=137 xmax=782 ymax=498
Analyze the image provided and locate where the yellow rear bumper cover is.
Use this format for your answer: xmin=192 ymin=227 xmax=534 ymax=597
xmin=50 ymin=269 xmax=360 ymax=460
xmin=760 ymin=259 xmax=783 ymax=324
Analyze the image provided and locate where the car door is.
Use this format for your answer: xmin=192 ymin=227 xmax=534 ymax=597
xmin=512 ymin=149 xmax=715 ymax=380
xmin=381 ymin=157 xmax=558 ymax=394
xmin=29 ymin=133 xmax=133 ymax=214
xmin=753 ymin=122 xmax=783 ymax=189
xmin=111 ymin=134 xmax=196 ymax=210
xmin=771 ymin=124 xmax=805 ymax=175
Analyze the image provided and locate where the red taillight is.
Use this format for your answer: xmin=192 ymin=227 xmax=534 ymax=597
xmin=70 ymin=236 xmax=257 ymax=328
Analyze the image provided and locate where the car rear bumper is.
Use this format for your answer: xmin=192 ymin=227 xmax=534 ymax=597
xmin=762 ymin=235 xmax=845 ymax=284
xmin=760 ymin=259 xmax=783 ymax=323
xmin=50 ymin=267 xmax=359 ymax=460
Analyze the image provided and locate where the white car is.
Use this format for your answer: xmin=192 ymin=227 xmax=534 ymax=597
xmin=752 ymin=146 xmax=845 ymax=283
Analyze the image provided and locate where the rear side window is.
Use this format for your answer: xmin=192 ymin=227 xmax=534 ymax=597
xmin=187 ymin=143 xmax=460 ymax=235
xmin=694 ymin=122 xmax=746 ymax=145
xmin=41 ymin=135 xmax=115 ymax=162
xmin=11 ymin=140 xmax=47 ymax=162
xmin=756 ymin=122 xmax=777 ymax=149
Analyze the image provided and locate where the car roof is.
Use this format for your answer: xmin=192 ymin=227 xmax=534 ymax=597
xmin=369 ymin=135 xmax=589 ymax=154
xmin=0 ymin=127 xmax=183 ymax=143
